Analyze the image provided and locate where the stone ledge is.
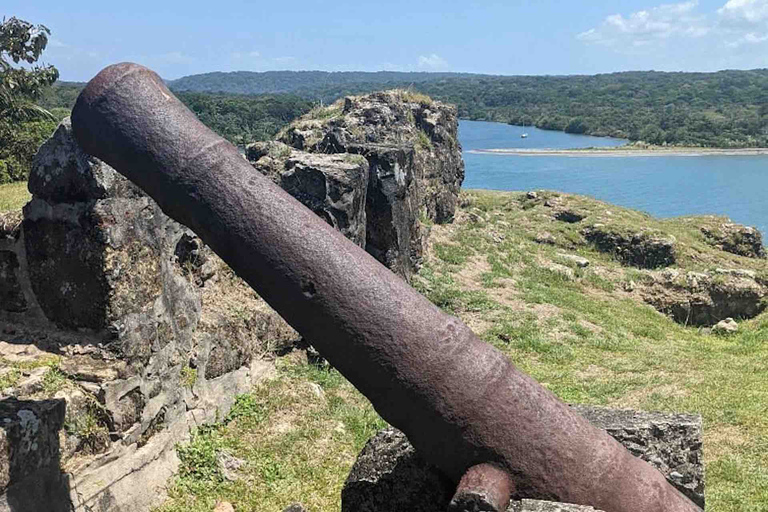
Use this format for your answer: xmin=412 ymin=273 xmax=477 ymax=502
xmin=510 ymin=500 xmax=601 ymax=512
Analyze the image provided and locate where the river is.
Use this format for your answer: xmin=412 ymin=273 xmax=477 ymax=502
xmin=459 ymin=120 xmax=768 ymax=238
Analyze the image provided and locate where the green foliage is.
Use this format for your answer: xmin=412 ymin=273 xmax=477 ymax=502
xmin=64 ymin=406 xmax=110 ymax=453
xmin=174 ymin=92 xmax=312 ymax=146
xmin=433 ymin=242 xmax=471 ymax=265
xmin=227 ymin=394 xmax=270 ymax=424
xmin=181 ymin=366 xmax=198 ymax=389
xmin=0 ymin=368 xmax=21 ymax=390
xmin=176 ymin=425 xmax=227 ymax=484
xmin=415 ymin=129 xmax=433 ymax=150
xmin=169 ymin=68 xmax=768 ymax=148
xmin=0 ymin=17 xmax=59 ymax=183
xmin=41 ymin=367 xmax=68 ymax=394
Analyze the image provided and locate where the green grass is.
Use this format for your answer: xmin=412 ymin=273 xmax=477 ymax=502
xmin=159 ymin=189 xmax=768 ymax=511
xmin=304 ymin=101 xmax=344 ymax=121
xmin=0 ymin=181 xmax=30 ymax=212
xmin=0 ymin=368 xmax=21 ymax=390
xmin=156 ymin=359 xmax=386 ymax=512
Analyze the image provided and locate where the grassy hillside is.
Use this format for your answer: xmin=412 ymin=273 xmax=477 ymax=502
xmin=152 ymin=190 xmax=767 ymax=512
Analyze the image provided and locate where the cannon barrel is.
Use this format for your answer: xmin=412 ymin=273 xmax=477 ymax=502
xmin=71 ymin=63 xmax=700 ymax=512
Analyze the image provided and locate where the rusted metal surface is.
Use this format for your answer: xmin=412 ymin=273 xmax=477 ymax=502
xmin=71 ymin=63 xmax=702 ymax=512
xmin=449 ymin=463 xmax=514 ymax=512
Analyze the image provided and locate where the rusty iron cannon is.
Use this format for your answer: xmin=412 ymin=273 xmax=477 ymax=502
xmin=71 ymin=63 xmax=702 ymax=512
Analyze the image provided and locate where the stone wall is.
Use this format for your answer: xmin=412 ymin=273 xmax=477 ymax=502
xmin=0 ymin=119 xmax=295 ymax=511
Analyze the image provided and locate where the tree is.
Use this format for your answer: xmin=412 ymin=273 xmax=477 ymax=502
xmin=0 ymin=16 xmax=59 ymax=183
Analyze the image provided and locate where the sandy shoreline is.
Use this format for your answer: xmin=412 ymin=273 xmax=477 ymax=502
xmin=468 ymin=147 xmax=768 ymax=157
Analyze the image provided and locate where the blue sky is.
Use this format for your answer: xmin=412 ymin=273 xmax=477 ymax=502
xmin=5 ymin=0 xmax=768 ymax=81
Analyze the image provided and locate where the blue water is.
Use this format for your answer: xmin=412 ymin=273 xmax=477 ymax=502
xmin=460 ymin=121 xmax=768 ymax=238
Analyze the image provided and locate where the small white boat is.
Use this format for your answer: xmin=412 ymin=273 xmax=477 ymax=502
xmin=521 ymin=133 xmax=529 ymax=139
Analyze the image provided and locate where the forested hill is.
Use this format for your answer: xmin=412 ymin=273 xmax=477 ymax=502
xmin=38 ymin=83 xmax=313 ymax=146
xmin=169 ymin=70 xmax=470 ymax=95
xmin=170 ymin=69 xmax=768 ymax=148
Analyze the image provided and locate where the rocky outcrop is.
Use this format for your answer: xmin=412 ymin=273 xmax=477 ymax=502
xmin=342 ymin=406 xmax=704 ymax=512
xmin=640 ymin=268 xmax=767 ymax=326
xmin=701 ymin=223 xmax=765 ymax=259
xmin=0 ymin=119 xmax=295 ymax=511
xmin=249 ymin=90 xmax=464 ymax=279
xmin=582 ymin=225 xmax=676 ymax=269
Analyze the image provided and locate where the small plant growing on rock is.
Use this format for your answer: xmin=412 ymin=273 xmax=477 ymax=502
xmin=65 ymin=409 xmax=110 ymax=453
xmin=41 ymin=366 xmax=67 ymax=394
xmin=0 ymin=367 xmax=21 ymax=390
xmin=416 ymin=129 xmax=433 ymax=151
xmin=181 ymin=365 xmax=198 ymax=389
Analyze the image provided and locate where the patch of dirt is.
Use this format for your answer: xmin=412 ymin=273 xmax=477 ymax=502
xmin=704 ymin=425 xmax=749 ymax=460
xmin=453 ymin=255 xmax=491 ymax=291
xmin=613 ymin=382 xmax=689 ymax=410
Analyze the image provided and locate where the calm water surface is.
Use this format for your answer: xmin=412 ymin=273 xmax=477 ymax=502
xmin=460 ymin=120 xmax=768 ymax=238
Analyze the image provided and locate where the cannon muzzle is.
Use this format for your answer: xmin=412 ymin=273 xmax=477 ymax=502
xmin=71 ymin=63 xmax=701 ymax=512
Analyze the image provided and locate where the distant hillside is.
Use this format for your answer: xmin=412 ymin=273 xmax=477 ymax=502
xmin=168 ymin=70 xmax=475 ymax=95
xmin=170 ymin=69 xmax=768 ymax=148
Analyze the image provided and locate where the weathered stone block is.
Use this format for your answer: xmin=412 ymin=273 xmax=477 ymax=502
xmin=571 ymin=405 xmax=704 ymax=508
xmin=341 ymin=428 xmax=452 ymax=512
xmin=2 ymin=118 xmax=297 ymax=511
xmin=343 ymin=405 xmax=704 ymax=512
xmin=28 ymin=117 xmax=141 ymax=203
xmin=350 ymin=143 xmax=424 ymax=279
xmin=0 ymin=398 xmax=65 ymax=493
xmin=0 ymin=251 xmax=26 ymax=313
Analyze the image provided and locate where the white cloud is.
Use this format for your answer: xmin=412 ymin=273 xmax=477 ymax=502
xmin=418 ymin=53 xmax=449 ymax=71
xmin=578 ymin=0 xmax=768 ymax=57
xmin=577 ymin=1 xmax=709 ymax=47
xmin=719 ymin=0 xmax=768 ymax=24
xmin=718 ymin=0 xmax=768 ymax=46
